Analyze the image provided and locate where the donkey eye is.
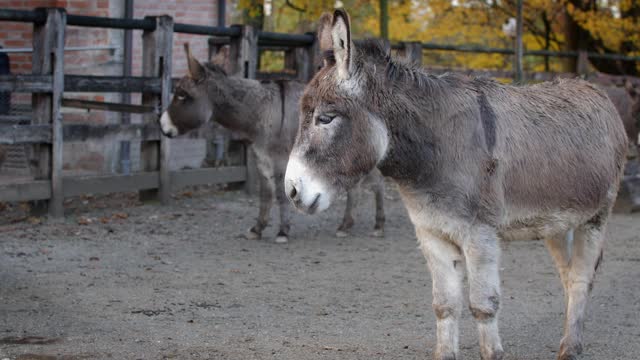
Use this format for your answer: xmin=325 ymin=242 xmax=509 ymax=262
xmin=177 ymin=95 xmax=186 ymax=101
xmin=316 ymin=114 xmax=336 ymax=125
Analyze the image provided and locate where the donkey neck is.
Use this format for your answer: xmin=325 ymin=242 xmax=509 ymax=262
xmin=208 ymin=76 xmax=270 ymax=141
xmin=374 ymin=72 xmax=466 ymax=188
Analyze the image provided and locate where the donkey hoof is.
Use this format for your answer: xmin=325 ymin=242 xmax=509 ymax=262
xmin=558 ymin=339 xmax=582 ymax=360
xmin=244 ymin=228 xmax=261 ymax=240
xmin=557 ymin=353 xmax=579 ymax=360
xmin=274 ymin=235 xmax=289 ymax=244
xmin=481 ymin=349 xmax=504 ymax=360
xmin=434 ymin=351 xmax=457 ymax=360
xmin=335 ymin=230 xmax=349 ymax=238
xmin=370 ymin=229 xmax=385 ymax=238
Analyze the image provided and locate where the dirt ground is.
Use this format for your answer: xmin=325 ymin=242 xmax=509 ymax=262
xmin=0 ymin=184 xmax=639 ymax=360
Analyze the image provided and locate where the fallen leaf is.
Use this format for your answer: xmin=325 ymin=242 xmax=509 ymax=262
xmin=27 ymin=217 xmax=41 ymax=225
xmin=77 ymin=217 xmax=92 ymax=225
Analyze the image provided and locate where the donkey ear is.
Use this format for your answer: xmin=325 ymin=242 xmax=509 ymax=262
xmin=331 ymin=9 xmax=353 ymax=80
xmin=184 ymin=43 xmax=206 ymax=80
xmin=210 ymin=45 xmax=230 ymax=73
xmin=317 ymin=12 xmax=333 ymax=55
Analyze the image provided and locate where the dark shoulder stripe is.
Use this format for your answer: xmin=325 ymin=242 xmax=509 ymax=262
xmin=478 ymin=92 xmax=496 ymax=152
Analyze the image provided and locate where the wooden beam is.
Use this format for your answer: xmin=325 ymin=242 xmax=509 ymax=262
xmin=170 ymin=166 xmax=246 ymax=190
xmin=295 ymin=33 xmax=315 ymax=82
xmin=0 ymin=123 xmax=162 ymax=145
xmin=64 ymin=75 xmax=162 ymax=93
xmin=61 ymin=98 xmax=155 ymax=113
xmin=0 ymin=125 xmax=51 ymax=144
xmin=0 ymin=166 xmax=248 ymax=202
xmin=230 ymin=24 xmax=259 ymax=195
xmin=0 ymin=74 xmax=162 ymax=94
xmin=50 ymin=9 xmax=65 ymax=218
xmin=140 ymin=15 xmax=173 ymax=204
xmin=158 ymin=16 xmax=174 ymax=205
xmin=64 ymin=123 xmax=161 ymax=142
xmin=514 ymin=0 xmax=524 ymax=83
xmin=0 ymin=74 xmax=52 ymax=92
xmin=0 ymin=180 xmax=51 ymax=202
xmin=63 ymin=172 xmax=159 ymax=197
xmin=0 ymin=114 xmax=31 ymax=123
xmin=30 ymin=8 xmax=65 ymax=217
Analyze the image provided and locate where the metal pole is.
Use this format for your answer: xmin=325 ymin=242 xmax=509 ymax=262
xmin=218 ymin=0 xmax=226 ymax=27
xmin=514 ymin=0 xmax=524 ymax=83
xmin=380 ymin=0 xmax=388 ymax=40
xmin=120 ymin=0 xmax=134 ymax=175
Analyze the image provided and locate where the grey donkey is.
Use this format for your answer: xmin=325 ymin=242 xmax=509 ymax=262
xmin=158 ymin=44 xmax=385 ymax=243
xmin=604 ymin=81 xmax=640 ymax=211
xmin=284 ymin=10 xmax=627 ymax=360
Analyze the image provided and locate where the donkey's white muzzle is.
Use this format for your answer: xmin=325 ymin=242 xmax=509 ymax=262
xmin=159 ymin=111 xmax=179 ymax=138
xmin=284 ymin=155 xmax=333 ymax=214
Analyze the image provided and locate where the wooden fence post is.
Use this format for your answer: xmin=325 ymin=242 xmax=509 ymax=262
xmin=514 ymin=0 xmax=524 ymax=83
xmin=30 ymin=8 xmax=65 ymax=217
xmin=576 ymin=50 xmax=589 ymax=77
xmin=140 ymin=15 xmax=173 ymax=203
xmin=295 ymin=32 xmax=316 ymax=82
xmin=229 ymin=25 xmax=259 ymax=195
xmin=400 ymin=41 xmax=422 ymax=66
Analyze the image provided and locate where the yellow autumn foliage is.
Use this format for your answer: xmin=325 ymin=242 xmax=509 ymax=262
xmin=238 ymin=0 xmax=639 ymax=73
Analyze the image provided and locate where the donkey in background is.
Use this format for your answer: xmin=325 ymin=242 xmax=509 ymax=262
xmin=604 ymin=81 xmax=640 ymax=211
xmin=285 ymin=10 xmax=627 ymax=360
xmin=158 ymin=44 xmax=385 ymax=243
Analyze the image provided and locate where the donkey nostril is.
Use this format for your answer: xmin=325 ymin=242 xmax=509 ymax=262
xmin=289 ymin=184 xmax=298 ymax=200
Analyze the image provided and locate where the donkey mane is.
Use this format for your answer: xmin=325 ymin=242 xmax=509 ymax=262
xmin=356 ymin=39 xmax=497 ymax=94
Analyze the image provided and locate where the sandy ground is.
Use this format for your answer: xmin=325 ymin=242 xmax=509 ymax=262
xmin=0 ymin=185 xmax=639 ymax=360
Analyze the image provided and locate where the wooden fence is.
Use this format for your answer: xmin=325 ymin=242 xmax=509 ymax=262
xmin=0 ymin=7 xmax=316 ymax=217
xmin=0 ymin=7 xmax=638 ymax=218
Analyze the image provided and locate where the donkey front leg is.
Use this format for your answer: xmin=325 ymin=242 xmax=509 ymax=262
xmin=558 ymin=216 xmax=607 ymax=360
xmin=274 ymin=172 xmax=291 ymax=244
xmin=418 ymin=228 xmax=464 ymax=360
xmin=246 ymin=173 xmax=273 ymax=240
xmin=336 ymin=189 xmax=356 ymax=237
xmin=463 ymin=228 xmax=504 ymax=360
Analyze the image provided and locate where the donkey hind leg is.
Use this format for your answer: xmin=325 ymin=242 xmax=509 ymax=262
xmin=558 ymin=213 xmax=608 ymax=360
xmin=336 ymin=187 xmax=357 ymax=237
xmin=274 ymin=172 xmax=291 ymax=244
xmin=246 ymin=173 xmax=273 ymax=240
xmin=463 ymin=227 xmax=504 ymax=360
xmin=544 ymin=229 xmax=573 ymax=298
xmin=418 ymin=228 xmax=464 ymax=360
xmin=370 ymin=175 xmax=385 ymax=238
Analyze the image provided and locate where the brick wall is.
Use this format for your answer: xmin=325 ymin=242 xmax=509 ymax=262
xmin=131 ymin=0 xmax=222 ymax=77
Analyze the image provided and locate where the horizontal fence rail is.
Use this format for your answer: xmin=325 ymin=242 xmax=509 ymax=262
xmin=393 ymin=42 xmax=640 ymax=63
xmin=0 ymin=74 xmax=162 ymax=93
xmin=67 ymin=14 xmax=155 ymax=30
xmin=174 ymin=23 xmax=241 ymax=37
xmin=0 ymin=8 xmax=46 ymax=23
xmin=0 ymin=167 xmax=247 ymax=203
